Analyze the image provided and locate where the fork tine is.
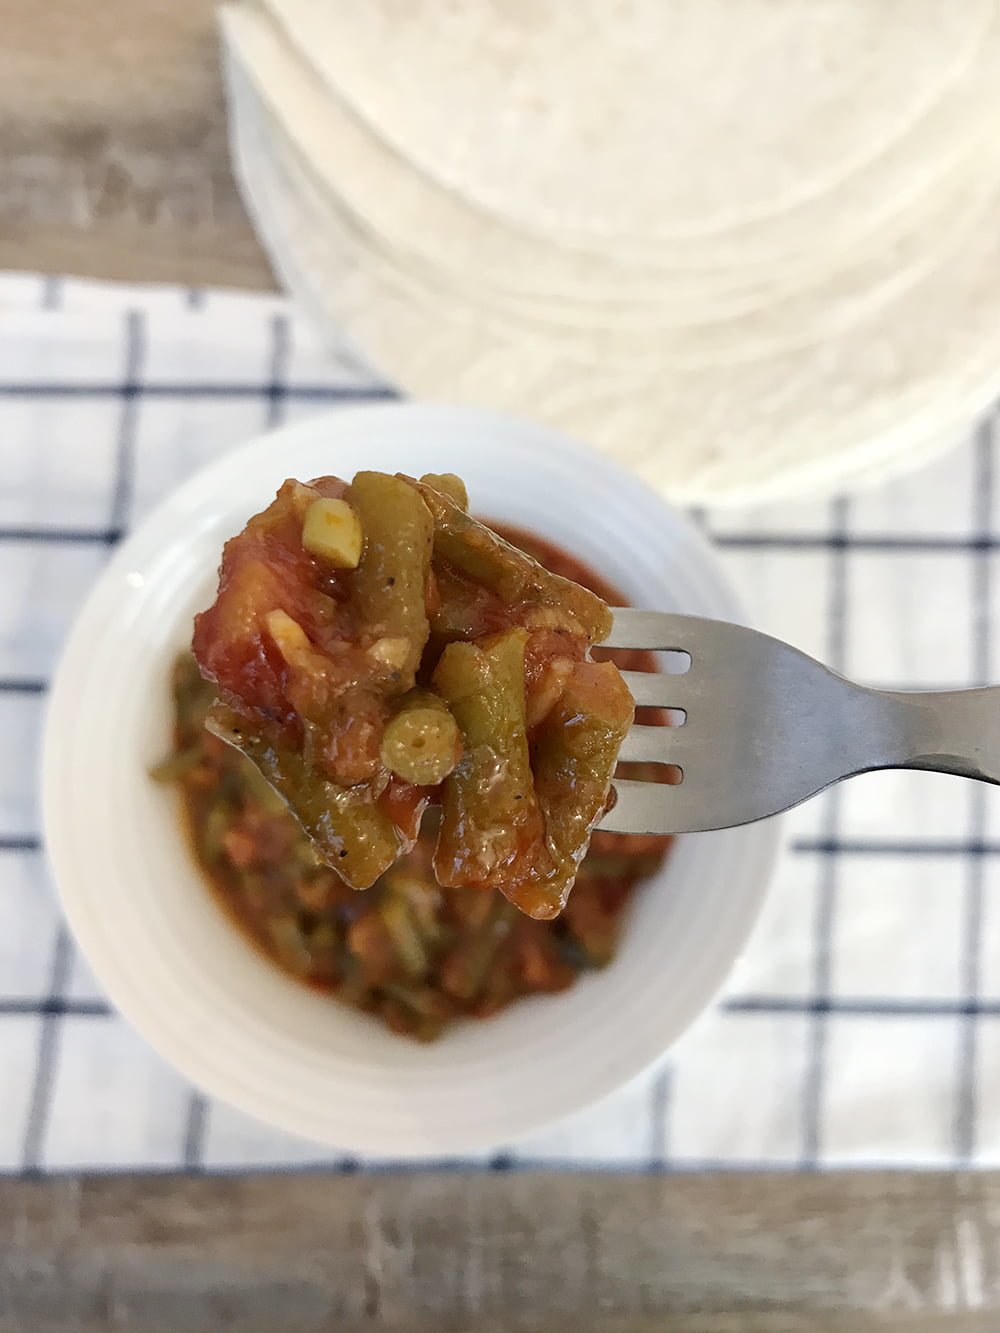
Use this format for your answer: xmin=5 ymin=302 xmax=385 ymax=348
xmin=619 ymin=669 xmax=693 ymax=708
xmin=617 ymin=723 xmax=696 ymax=765
xmin=616 ymin=726 xmax=663 ymax=764
xmin=605 ymin=609 xmax=894 ymax=836
xmin=601 ymin=779 xmax=693 ymax=836
xmin=603 ymin=608 xmax=692 ymax=650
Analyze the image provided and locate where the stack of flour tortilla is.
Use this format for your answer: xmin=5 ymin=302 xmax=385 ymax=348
xmin=221 ymin=1 xmax=1000 ymax=504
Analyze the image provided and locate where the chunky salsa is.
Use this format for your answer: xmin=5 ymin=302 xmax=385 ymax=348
xmin=192 ymin=472 xmax=634 ymax=919
xmin=157 ymin=523 xmax=671 ymax=1041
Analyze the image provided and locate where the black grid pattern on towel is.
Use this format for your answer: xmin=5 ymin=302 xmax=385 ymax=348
xmin=3 ymin=273 xmax=999 ymax=1172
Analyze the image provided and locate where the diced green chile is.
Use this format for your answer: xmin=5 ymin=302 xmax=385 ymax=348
xmin=206 ymin=702 xmax=403 ymax=890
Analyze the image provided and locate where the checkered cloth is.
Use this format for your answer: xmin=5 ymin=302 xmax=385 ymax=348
xmin=3 ymin=271 xmax=999 ymax=1173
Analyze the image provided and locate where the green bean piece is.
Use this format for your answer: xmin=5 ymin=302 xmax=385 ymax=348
xmin=419 ymin=472 xmax=469 ymax=510
xmin=432 ymin=629 xmax=548 ymax=888
xmin=349 ymin=471 xmax=433 ymax=689
xmin=379 ymin=894 xmax=430 ymax=978
xmin=149 ymin=747 xmax=202 ymax=783
xmin=381 ymin=982 xmax=446 ymax=1019
xmin=307 ymin=922 xmax=339 ymax=953
xmin=172 ymin=651 xmax=212 ymax=723
xmin=532 ymin=661 xmax=635 ymax=911
xmin=403 ymin=476 xmax=612 ymax=642
xmin=206 ymin=702 xmax=403 ymax=890
xmin=266 ymin=916 xmax=313 ymax=976
xmin=336 ymin=949 xmax=372 ymax=1007
xmin=380 ymin=985 xmax=449 ymax=1042
xmin=386 ymin=872 xmax=445 ymax=944
xmin=200 ymin=804 xmax=231 ymax=864
xmin=440 ymin=898 xmax=519 ymax=1001
xmin=380 ymin=689 xmax=461 ymax=786
xmin=574 ymin=926 xmax=619 ymax=969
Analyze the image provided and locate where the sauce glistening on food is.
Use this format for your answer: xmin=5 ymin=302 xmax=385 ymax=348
xmin=191 ymin=472 xmax=635 ymax=918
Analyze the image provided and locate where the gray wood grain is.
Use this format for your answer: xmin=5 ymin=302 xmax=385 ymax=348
xmin=1 ymin=1172 xmax=997 ymax=1330
xmin=0 ymin=0 xmax=273 ymax=289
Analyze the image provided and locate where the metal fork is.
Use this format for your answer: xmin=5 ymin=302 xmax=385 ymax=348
xmin=599 ymin=609 xmax=1000 ymax=836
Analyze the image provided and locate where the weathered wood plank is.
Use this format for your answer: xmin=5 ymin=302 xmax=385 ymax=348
xmin=0 ymin=0 xmax=273 ymax=289
xmin=0 ymin=1172 xmax=997 ymax=1330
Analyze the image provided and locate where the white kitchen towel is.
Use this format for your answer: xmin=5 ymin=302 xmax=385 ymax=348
xmin=2 ymin=271 xmax=999 ymax=1172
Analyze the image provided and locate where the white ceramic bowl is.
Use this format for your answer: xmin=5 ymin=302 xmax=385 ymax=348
xmin=42 ymin=403 xmax=779 ymax=1156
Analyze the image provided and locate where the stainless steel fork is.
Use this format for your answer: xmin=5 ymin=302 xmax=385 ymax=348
xmin=598 ymin=609 xmax=1000 ymax=836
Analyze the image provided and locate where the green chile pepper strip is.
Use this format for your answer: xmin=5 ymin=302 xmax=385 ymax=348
xmin=206 ymin=702 xmax=403 ymax=890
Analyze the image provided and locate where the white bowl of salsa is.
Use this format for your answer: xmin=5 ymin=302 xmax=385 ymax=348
xmin=42 ymin=403 xmax=780 ymax=1156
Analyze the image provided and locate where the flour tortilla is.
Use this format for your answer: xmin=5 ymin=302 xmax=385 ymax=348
xmin=260 ymin=0 xmax=994 ymax=257
xmin=243 ymin=157 xmax=994 ymax=506
xmin=226 ymin=3 xmax=1000 ymax=333
xmin=225 ymin=13 xmax=1000 ymax=375
xmin=225 ymin=62 xmax=1000 ymax=506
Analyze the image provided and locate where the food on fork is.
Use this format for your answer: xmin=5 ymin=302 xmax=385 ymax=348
xmin=192 ymin=471 xmax=634 ymax=918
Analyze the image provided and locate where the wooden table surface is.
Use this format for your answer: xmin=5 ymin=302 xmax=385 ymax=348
xmin=0 ymin=0 xmax=272 ymax=289
xmin=2 ymin=4 xmax=998 ymax=1328
xmin=4 ymin=1171 xmax=1000 ymax=1331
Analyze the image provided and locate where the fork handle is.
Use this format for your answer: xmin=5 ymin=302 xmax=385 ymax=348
xmin=872 ymin=687 xmax=1000 ymax=785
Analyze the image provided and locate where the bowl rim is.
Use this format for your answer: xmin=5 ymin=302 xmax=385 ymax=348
xmin=41 ymin=401 xmax=782 ymax=1157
